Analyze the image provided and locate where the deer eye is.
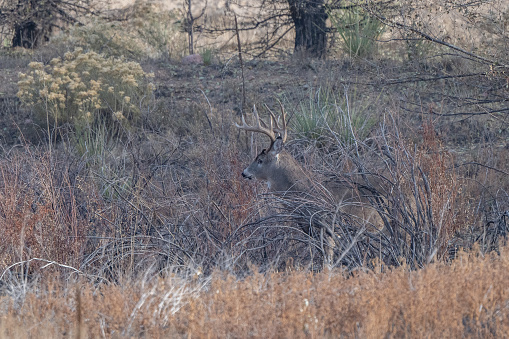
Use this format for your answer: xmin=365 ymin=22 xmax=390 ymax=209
xmin=257 ymin=159 xmax=263 ymax=164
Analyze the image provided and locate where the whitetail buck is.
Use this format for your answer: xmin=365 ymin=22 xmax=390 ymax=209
xmin=235 ymin=104 xmax=311 ymax=193
xmin=236 ymin=103 xmax=382 ymax=266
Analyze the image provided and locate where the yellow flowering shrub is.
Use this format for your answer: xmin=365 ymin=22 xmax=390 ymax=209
xmin=17 ymin=48 xmax=154 ymax=135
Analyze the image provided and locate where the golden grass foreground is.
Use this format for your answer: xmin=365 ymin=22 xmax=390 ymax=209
xmin=0 ymin=248 xmax=508 ymax=338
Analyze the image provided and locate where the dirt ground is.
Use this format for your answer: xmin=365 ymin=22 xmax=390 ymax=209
xmin=2 ymin=50 xmax=508 ymax=159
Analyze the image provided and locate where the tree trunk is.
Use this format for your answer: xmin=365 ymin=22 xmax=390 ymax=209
xmin=287 ymin=0 xmax=328 ymax=58
xmin=11 ymin=0 xmax=43 ymax=49
xmin=12 ymin=21 xmax=39 ymax=48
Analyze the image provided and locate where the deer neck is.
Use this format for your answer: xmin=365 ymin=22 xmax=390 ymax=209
xmin=268 ymin=152 xmax=309 ymax=193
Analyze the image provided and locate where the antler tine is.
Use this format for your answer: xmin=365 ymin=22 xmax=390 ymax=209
xmin=253 ymin=104 xmax=273 ymax=131
xmin=268 ymin=99 xmax=287 ymax=143
xmin=234 ymin=105 xmax=276 ymax=142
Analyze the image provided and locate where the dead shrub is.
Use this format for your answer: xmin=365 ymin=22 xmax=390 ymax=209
xmin=0 ymin=148 xmax=90 ymax=275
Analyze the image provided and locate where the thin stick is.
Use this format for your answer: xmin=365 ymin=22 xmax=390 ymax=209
xmin=234 ymin=13 xmax=246 ymax=114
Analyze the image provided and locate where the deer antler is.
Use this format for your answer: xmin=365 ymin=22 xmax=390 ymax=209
xmin=235 ymin=105 xmax=277 ymax=142
xmin=235 ymin=103 xmax=288 ymax=143
xmin=273 ymin=99 xmax=287 ymax=143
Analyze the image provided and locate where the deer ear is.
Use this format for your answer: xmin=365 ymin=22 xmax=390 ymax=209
xmin=270 ymin=137 xmax=284 ymax=155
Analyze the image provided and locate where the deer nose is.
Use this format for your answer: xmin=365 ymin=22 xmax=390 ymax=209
xmin=242 ymin=171 xmax=252 ymax=180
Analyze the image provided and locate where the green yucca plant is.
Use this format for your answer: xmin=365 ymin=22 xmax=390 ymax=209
xmin=329 ymin=5 xmax=385 ymax=59
xmin=291 ymin=87 xmax=377 ymax=146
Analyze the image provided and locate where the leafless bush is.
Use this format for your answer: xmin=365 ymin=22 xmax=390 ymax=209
xmin=230 ymin=108 xmax=501 ymax=271
xmin=0 ymin=101 xmax=506 ymax=283
xmin=0 ymin=146 xmax=92 ymax=277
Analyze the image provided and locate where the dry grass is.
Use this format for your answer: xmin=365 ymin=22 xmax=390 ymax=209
xmin=0 ymin=107 xmax=506 ymax=336
xmin=0 ymin=147 xmax=89 ymax=272
xmin=1 ymin=249 xmax=509 ymax=338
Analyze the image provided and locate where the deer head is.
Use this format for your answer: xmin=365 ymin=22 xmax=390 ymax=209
xmin=236 ymin=103 xmax=308 ymax=192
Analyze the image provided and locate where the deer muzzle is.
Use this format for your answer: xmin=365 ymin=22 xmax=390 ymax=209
xmin=241 ymin=171 xmax=253 ymax=180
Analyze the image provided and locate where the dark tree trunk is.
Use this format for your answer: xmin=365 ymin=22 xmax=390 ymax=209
xmin=10 ymin=0 xmax=60 ymax=49
xmin=12 ymin=21 xmax=39 ymax=48
xmin=287 ymin=0 xmax=328 ymax=58
xmin=11 ymin=0 xmax=42 ymax=48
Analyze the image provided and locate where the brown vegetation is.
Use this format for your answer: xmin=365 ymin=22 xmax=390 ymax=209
xmin=0 ymin=0 xmax=507 ymax=337
xmin=2 ymin=249 xmax=509 ymax=337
